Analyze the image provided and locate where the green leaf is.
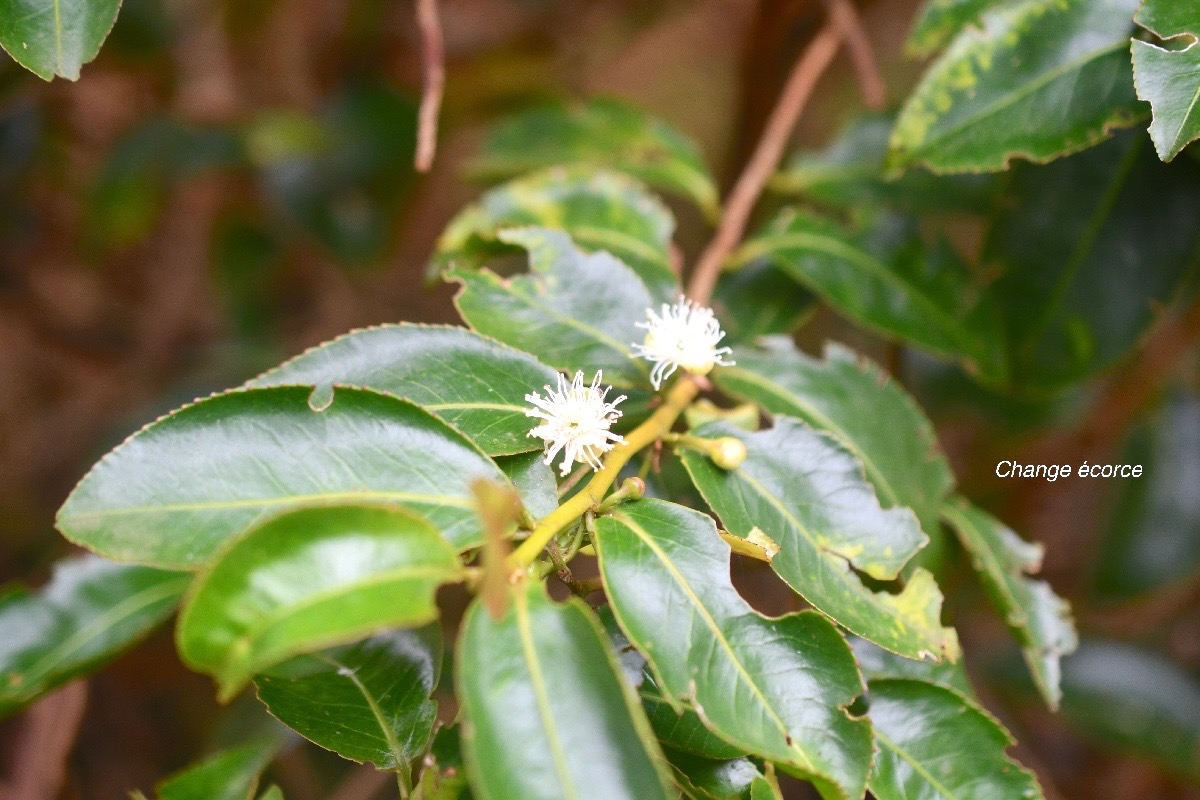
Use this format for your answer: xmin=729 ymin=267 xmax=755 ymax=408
xmin=734 ymin=209 xmax=1005 ymax=381
xmin=772 ymin=114 xmax=997 ymax=212
xmin=850 ymin=638 xmax=975 ymax=699
xmin=0 ymin=0 xmax=121 ymax=80
xmin=711 ymin=261 xmax=816 ymax=345
xmin=941 ymin=498 xmax=1077 ymax=709
xmin=749 ymin=778 xmax=782 ymax=800
xmin=0 ymin=556 xmax=189 ymax=718
xmin=1056 ymin=640 xmax=1200 ymax=781
xmin=495 ymin=451 xmax=559 ymax=520
xmin=1094 ymin=389 xmax=1200 ymax=599
xmin=257 ymin=788 xmax=284 ymax=800
xmin=57 ymin=386 xmax=510 ymax=568
xmin=905 ymin=0 xmax=1010 ymax=56
xmin=714 ymin=339 xmax=954 ymax=540
xmin=255 ymin=626 xmax=441 ymax=768
xmin=433 ymin=167 xmax=679 ymax=301
xmin=867 ymin=679 xmax=1043 ymax=800
xmin=157 ymin=743 xmax=277 ymax=800
xmin=668 ymin=750 xmax=761 ymax=800
xmin=456 ymin=580 xmax=674 ymax=800
xmin=451 ymin=227 xmax=653 ymax=388
xmin=1132 ymin=0 xmax=1200 ymax=161
xmin=248 ymin=324 xmax=557 ymax=457
xmin=982 ymin=130 xmax=1200 ymax=390
xmin=681 ymin=420 xmax=960 ymax=662
xmin=596 ymin=499 xmax=873 ymax=800
xmin=888 ymin=0 xmax=1144 ymax=174
xmin=470 ymin=98 xmax=719 ymax=219
xmin=177 ymin=505 xmax=461 ymax=700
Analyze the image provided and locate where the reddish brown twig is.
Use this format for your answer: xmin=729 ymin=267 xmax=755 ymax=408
xmin=686 ymin=23 xmax=842 ymax=305
xmin=2 ymin=682 xmax=88 ymax=800
xmin=414 ymin=0 xmax=445 ymax=173
xmin=826 ymin=0 xmax=886 ymax=110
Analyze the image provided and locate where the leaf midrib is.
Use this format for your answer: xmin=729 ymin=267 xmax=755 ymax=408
xmin=873 ymin=727 xmax=960 ymax=798
xmin=317 ymin=651 xmax=409 ymax=768
xmin=61 ymin=490 xmax=474 ymax=520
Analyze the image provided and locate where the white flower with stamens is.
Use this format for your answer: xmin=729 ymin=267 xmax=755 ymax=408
xmin=526 ymin=371 xmax=626 ymax=476
xmin=632 ymin=297 xmax=734 ymax=389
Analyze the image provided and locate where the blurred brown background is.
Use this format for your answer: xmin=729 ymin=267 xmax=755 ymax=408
xmin=2 ymin=0 xmax=1199 ymax=798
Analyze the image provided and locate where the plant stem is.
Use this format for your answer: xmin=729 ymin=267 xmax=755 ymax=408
xmin=508 ymin=377 xmax=699 ymax=569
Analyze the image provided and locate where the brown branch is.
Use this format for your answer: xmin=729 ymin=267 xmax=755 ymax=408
xmin=414 ymin=0 xmax=445 ymax=173
xmin=2 ymin=682 xmax=88 ymax=800
xmin=686 ymin=23 xmax=842 ymax=305
xmin=826 ymin=0 xmax=886 ymax=110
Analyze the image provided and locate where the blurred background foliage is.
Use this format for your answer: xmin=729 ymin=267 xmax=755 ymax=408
xmin=1 ymin=0 xmax=1198 ymax=798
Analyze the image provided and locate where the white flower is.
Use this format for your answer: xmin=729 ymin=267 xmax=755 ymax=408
xmin=632 ymin=297 xmax=734 ymax=388
xmin=526 ymin=371 xmax=626 ymax=476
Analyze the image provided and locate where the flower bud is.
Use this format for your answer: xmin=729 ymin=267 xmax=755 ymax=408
xmin=709 ymin=437 xmax=748 ymax=470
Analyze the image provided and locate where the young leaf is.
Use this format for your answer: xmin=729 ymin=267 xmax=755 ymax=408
xmin=772 ymin=114 xmax=997 ymax=212
xmin=0 ymin=0 xmax=122 ymax=80
xmin=867 ymin=679 xmax=1043 ymax=800
xmin=470 ymin=98 xmax=719 ymax=219
xmin=432 ymin=166 xmax=679 ymax=301
xmin=595 ymin=500 xmax=873 ymax=800
xmin=255 ymin=627 xmax=441 ymax=769
xmin=941 ymin=498 xmax=1077 ymax=709
xmin=456 ymin=580 xmax=675 ymax=800
xmin=1056 ymin=640 xmax=1200 ymax=781
xmin=1132 ymin=0 xmax=1200 ymax=162
xmin=249 ymin=324 xmax=557 ymax=457
xmin=57 ymin=386 xmax=510 ymax=568
xmin=157 ymin=742 xmax=279 ymax=800
xmin=681 ymin=420 xmax=960 ymax=662
xmin=451 ymin=227 xmax=653 ymax=387
xmin=905 ymin=0 xmax=1011 ymax=57
xmin=714 ymin=339 xmax=955 ymax=539
xmin=0 ymin=556 xmax=189 ymax=718
xmin=888 ymin=0 xmax=1144 ymax=174
xmin=177 ymin=505 xmax=461 ymax=700
xmin=983 ymin=131 xmax=1200 ymax=390
xmin=734 ymin=209 xmax=1005 ymax=382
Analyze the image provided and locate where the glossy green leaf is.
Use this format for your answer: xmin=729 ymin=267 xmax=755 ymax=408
xmin=711 ymin=261 xmax=815 ymax=345
xmin=734 ymin=209 xmax=1005 ymax=381
xmin=255 ymin=626 xmax=441 ymax=768
xmin=178 ymin=505 xmax=461 ymax=700
xmin=714 ymin=339 xmax=954 ymax=539
xmin=1094 ymin=390 xmax=1200 ymax=599
xmin=867 ymin=679 xmax=1043 ymax=800
xmin=850 ymin=638 xmax=975 ymax=699
xmin=905 ymin=0 xmax=1010 ymax=56
xmin=682 ymin=420 xmax=960 ymax=662
xmin=982 ymin=131 xmax=1200 ymax=389
xmin=470 ymin=98 xmax=719 ymax=219
xmin=749 ymin=778 xmax=781 ymax=800
xmin=773 ymin=114 xmax=997 ymax=212
xmin=157 ymin=743 xmax=277 ymax=800
xmin=1056 ymin=640 xmax=1200 ymax=781
xmin=451 ymin=227 xmax=653 ymax=387
xmin=1132 ymin=0 xmax=1200 ymax=162
xmin=433 ymin=167 xmax=679 ymax=300
xmin=0 ymin=0 xmax=121 ymax=80
xmin=495 ymin=451 xmax=559 ymax=520
xmin=596 ymin=500 xmax=873 ymax=800
xmin=248 ymin=324 xmax=557 ymax=457
xmin=57 ymin=386 xmax=510 ymax=567
xmin=888 ymin=0 xmax=1144 ymax=174
xmin=0 ymin=556 xmax=189 ymax=718
xmin=669 ymin=750 xmax=761 ymax=800
xmin=941 ymin=498 xmax=1076 ymax=709
xmin=456 ymin=580 xmax=674 ymax=800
